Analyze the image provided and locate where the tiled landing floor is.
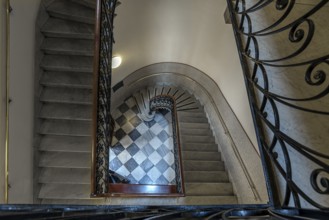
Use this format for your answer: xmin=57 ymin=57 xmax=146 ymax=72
xmin=110 ymin=97 xmax=176 ymax=185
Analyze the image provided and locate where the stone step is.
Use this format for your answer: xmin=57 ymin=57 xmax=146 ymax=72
xmin=178 ymin=116 xmax=208 ymax=123
xmin=181 ymin=143 xmax=218 ymax=152
xmin=41 ymin=195 xmax=238 ymax=205
xmin=39 ymin=103 xmax=92 ymax=121
xmin=182 ymin=151 xmax=221 ymax=161
xmin=41 ymin=55 xmax=93 ymax=73
xmin=40 ymin=87 xmax=92 ymax=105
xmin=108 ymin=196 xmax=238 ymax=205
xmin=176 ymin=103 xmax=201 ymax=111
xmin=39 ymin=183 xmax=90 ymax=199
xmin=39 ymin=119 xmax=91 ymax=136
xmin=179 ymin=128 xmax=212 ymax=136
xmin=185 ymin=183 xmax=233 ymax=196
xmin=71 ymin=0 xmax=96 ymax=9
xmin=41 ymin=199 xmax=104 ymax=205
xmin=183 ymin=160 xmax=225 ymax=171
xmin=41 ymin=18 xmax=94 ymax=39
xmin=39 ymin=167 xmax=90 ymax=184
xmin=39 ymin=152 xmax=90 ymax=168
xmin=184 ymin=171 xmax=229 ymax=183
xmin=181 ymin=135 xmax=215 ymax=143
xmin=39 ymin=135 xmax=91 ymax=152
xmin=179 ymin=122 xmax=209 ymax=129
xmin=177 ymin=111 xmax=206 ymax=118
xmin=47 ymin=0 xmax=95 ymax=24
xmin=40 ymin=72 xmax=92 ymax=89
xmin=41 ymin=38 xmax=93 ymax=56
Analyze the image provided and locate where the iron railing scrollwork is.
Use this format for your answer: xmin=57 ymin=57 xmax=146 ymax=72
xmin=227 ymin=0 xmax=329 ymax=209
xmin=92 ymin=0 xmax=119 ymax=196
xmin=150 ymin=95 xmax=185 ymax=194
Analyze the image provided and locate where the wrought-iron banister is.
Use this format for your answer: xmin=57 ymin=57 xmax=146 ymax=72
xmin=0 ymin=205 xmax=328 ymax=219
xmin=92 ymin=0 xmax=119 ymax=196
xmin=149 ymin=95 xmax=185 ymax=195
xmin=227 ymin=0 xmax=329 ymax=209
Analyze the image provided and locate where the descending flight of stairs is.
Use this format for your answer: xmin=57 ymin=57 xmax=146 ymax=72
xmin=35 ymin=0 xmax=237 ymax=205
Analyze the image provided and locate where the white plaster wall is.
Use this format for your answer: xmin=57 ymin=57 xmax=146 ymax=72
xmin=0 ymin=0 xmax=6 ymax=204
xmin=6 ymin=0 xmax=40 ymax=204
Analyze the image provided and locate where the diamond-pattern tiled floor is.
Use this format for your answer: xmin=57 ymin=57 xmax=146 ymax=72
xmin=110 ymin=97 xmax=176 ymax=185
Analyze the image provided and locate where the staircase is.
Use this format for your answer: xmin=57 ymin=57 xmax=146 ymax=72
xmin=35 ymin=0 xmax=237 ymax=205
xmin=36 ymin=0 xmax=95 ymax=204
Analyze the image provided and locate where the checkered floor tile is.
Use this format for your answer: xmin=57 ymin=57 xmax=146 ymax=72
xmin=110 ymin=97 xmax=176 ymax=185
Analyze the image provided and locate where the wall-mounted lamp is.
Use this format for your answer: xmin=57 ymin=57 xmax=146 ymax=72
xmin=112 ymin=56 xmax=122 ymax=69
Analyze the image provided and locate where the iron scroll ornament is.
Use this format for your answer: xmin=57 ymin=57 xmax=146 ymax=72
xmin=227 ymin=0 xmax=329 ymax=209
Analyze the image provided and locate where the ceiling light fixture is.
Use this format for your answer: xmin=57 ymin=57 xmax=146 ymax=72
xmin=112 ymin=56 xmax=122 ymax=69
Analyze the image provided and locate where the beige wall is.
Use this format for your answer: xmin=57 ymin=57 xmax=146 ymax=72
xmin=4 ymin=0 xmax=40 ymax=204
xmin=0 ymin=0 xmax=6 ymax=204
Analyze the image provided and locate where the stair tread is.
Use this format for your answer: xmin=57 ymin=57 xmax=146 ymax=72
xmin=39 ymin=119 xmax=91 ymax=136
xmin=41 ymin=55 xmax=93 ymax=73
xmin=41 ymin=18 xmax=94 ymax=39
xmin=39 ymin=167 xmax=90 ymax=184
xmin=47 ymin=0 xmax=95 ymax=24
xmin=181 ymin=135 xmax=215 ymax=143
xmin=179 ymin=122 xmax=209 ymax=129
xmin=40 ymin=183 xmax=237 ymax=205
xmin=40 ymin=71 xmax=92 ymax=88
xmin=178 ymin=116 xmax=208 ymax=123
xmin=108 ymin=196 xmax=238 ymax=205
xmin=184 ymin=171 xmax=229 ymax=183
xmin=40 ymin=87 xmax=92 ymax=105
xmin=39 ymin=152 xmax=90 ymax=168
xmin=185 ymin=183 xmax=233 ymax=196
xmin=41 ymin=38 xmax=93 ymax=56
xmin=39 ymin=103 xmax=92 ymax=120
xmin=181 ymin=143 xmax=218 ymax=152
xmin=39 ymin=135 xmax=91 ymax=152
xmin=177 ymin=111 xmax=206 ymax=117
xmin=182 ymin=151 xmax=221 ymax=161
xmin=180 ymin=128 xmax=212 ymax=136
xmin=71 ymin=0 xmax=95 ymax=9
xmin=183 ymin=160 xmax=225 ymax=171
xmin=39 ymin=183 xmax=91 ymax=199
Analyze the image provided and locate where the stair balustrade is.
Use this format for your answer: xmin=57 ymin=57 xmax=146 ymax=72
xmin=227 ymin=0 xmax=329 ymax=209
xmin=91 ymin=0 xmax=119 ymax=196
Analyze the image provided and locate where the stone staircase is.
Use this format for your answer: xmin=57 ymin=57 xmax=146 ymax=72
xmin=35 ymin=0 xmax=237 ymax=205
xmin=36 ymin=0 xmax=94 ymax=204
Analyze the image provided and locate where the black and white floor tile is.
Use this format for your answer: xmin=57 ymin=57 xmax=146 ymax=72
xmin=110 ymin=97 xmax=176 ymax=185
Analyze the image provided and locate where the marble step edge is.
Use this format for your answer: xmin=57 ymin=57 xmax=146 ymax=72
xmin=47 ymin=0 xmax=95 ymax=25
xmin=182 ymin=151 xmax=221 ymax=161
xmin=39 ymin=135 xmax=91 ymax=153
xmin=38 ymin=151 xmax=91 ymax=168
xmin=39 ymin=183 xmax=237 ymax=204
xmin=41 ymin=38 xmax=93 ymax=56
xmin=41 ymin=18 xmax=94 ymax=40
